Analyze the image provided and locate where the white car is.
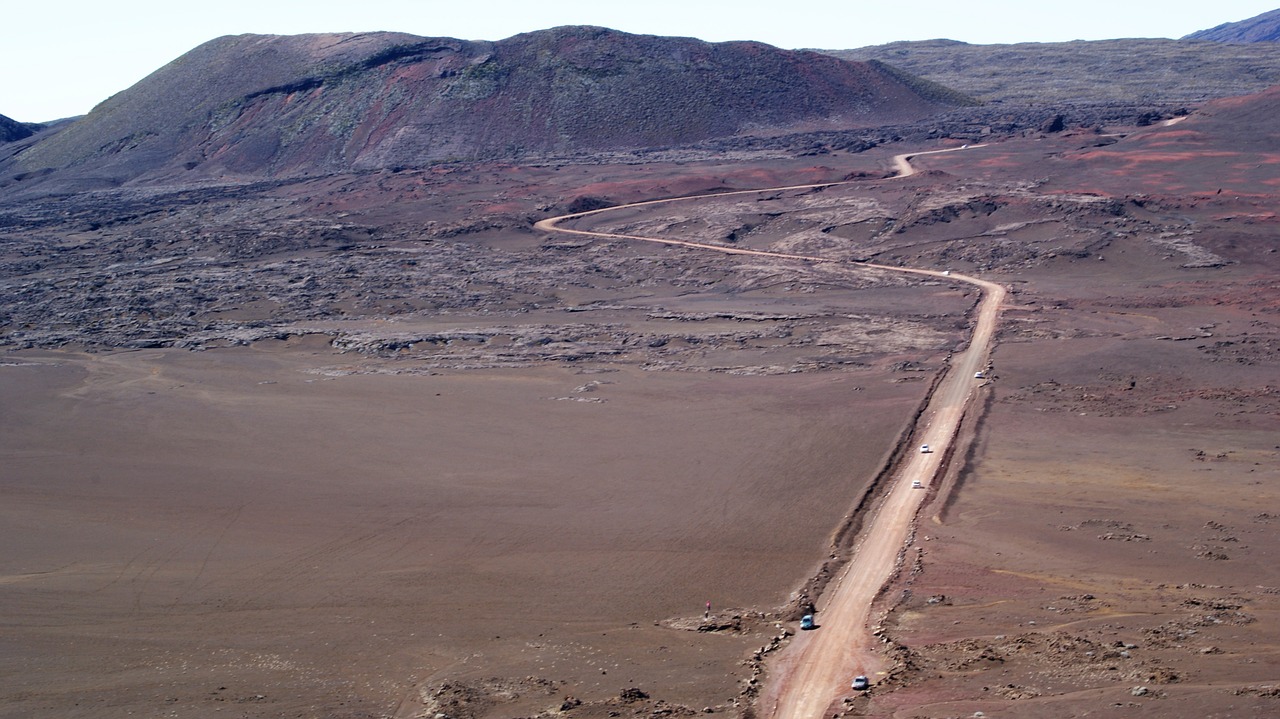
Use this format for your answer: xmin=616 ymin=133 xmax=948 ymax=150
xmin=919 ymin=444 xmax=931 ymax=453
xmin=851 ymin=675 xmax=870 ymax=691
xmin=912 ymin=480 xmax=924 ymax=489
xmin=974 ymin=371 xmax=985 ymax=379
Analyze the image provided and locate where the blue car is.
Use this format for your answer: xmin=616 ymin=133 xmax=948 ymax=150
xmin=800 ymin=614 xmax=815 ymax=630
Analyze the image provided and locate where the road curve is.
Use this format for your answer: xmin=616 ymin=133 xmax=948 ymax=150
xmin=891 ymin=144 xmax=976 ymax=178
xmin=535 ymin=146 xmax=1001 ymax=719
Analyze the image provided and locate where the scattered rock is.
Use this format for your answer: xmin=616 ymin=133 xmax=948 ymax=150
xmin=619 ymin=687 xmax=649 ymax=703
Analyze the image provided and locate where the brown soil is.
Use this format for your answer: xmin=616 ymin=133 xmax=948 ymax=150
xmin=3 ymin=104 xmax=1278 ymax=719
xmin=0 ymin=342 xmax=937 ymax=718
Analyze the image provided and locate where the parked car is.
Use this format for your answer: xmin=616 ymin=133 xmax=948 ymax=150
xmin=851 ymin=675 xmax=870 ymax=690
xmin=912 ymin=480 xmax=924 ymax=489
xmin=800 ymin=614 xmax=815 ymax=630
xmin=974 ymin=371 xmax=985 ymax=379
xmin=919 ymin=444 xmax=931 ymax=453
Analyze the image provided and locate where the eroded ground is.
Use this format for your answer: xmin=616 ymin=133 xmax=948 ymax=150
xmin=1 ymin=149 xmax=966 ymax=719
xmin=860 ymin=134 xmax=1280 ymax=718
xmin=2 ymin=120 xmax=1277 ymax=718
xmin=550 ymin=129 xmax=1280 ymax=717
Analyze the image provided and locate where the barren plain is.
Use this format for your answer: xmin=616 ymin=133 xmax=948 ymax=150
xmin=3 ymin=98 xmax=1278 ymax=719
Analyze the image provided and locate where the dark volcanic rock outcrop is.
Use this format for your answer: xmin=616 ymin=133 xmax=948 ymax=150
xmin=0 ymin=113 xmax=35 ymax=142
xmin=2 ymin=27 xmax=972 ymax=188
xmin=1184 ymin=8 xmax=1280 ymax=42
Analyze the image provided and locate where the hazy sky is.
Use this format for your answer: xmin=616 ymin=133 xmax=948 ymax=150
xmin=4 ymin=0 xmax=1277 ymax=122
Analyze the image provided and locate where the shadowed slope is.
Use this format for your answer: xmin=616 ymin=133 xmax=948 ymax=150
xmin=0 ymin=113 xmax=36 ymax=142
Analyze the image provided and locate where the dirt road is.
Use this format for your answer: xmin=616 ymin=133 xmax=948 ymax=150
xmin=536 ymin=146 xmax=1002 ymax=719
xmin=760 ymin=268 xmax=1003 ymax=719
xmin=891 ymin=145 xmax=979 ymax=178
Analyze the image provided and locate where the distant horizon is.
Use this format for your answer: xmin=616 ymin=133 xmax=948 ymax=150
xmin=4 ymin=0 xmax=1278 ymax=123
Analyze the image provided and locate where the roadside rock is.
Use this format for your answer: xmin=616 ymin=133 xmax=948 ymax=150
xmin=1040 ymin=114 xmax=1066 ymax=133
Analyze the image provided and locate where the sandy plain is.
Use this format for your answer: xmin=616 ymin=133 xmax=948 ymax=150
xmin=1 ymin=343 xmax=936 ymax=717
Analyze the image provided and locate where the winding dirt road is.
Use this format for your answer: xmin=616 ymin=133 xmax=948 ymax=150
xmin=536 ymin=146 xmax=1002 ymax=719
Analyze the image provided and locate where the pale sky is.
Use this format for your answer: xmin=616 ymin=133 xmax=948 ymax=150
xmin=4 ymin=0 xmax=1277 ymax=122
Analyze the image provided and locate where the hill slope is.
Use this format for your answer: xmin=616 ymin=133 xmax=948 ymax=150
xmin=1188 ymin=83 xmax=1280 ymax=146
xmin=1184 ymin=8 xmax=1280 ymax=42
xmin=3 ymin=27 xmax=971 ymax=187
xmin=0 ymin=113 xmax=35 ymax=142
xmin=1022 ymin=84 xmax=1280 ymax=201
xmin=829 ymin=38 xmax=1280 ymax=105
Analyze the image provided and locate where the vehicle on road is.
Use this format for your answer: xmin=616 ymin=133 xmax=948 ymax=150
xmin=800 ymin=614 xmax=815 ymax=630
xmin=919 ymin=444 xmax=931 ymax=453
xmin=912 ymin=480 xmax=923 ymax=489
xmin=851 ymin=675 xmax=869 ymax=691
xmin=974 ymin=371 xmax=985 ymax=379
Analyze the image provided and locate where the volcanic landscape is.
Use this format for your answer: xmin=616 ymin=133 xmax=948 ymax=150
xmin=1 ymin=19 xmax=1278 ymax=719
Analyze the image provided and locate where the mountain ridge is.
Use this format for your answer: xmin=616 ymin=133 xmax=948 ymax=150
xmin=829 ymin=37 xmax=1280 ymax=105
xmin=2 ymin=26 xmax=973 ymax=189
xmin=1184 ymin=8 xmax=1280 ymax=42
